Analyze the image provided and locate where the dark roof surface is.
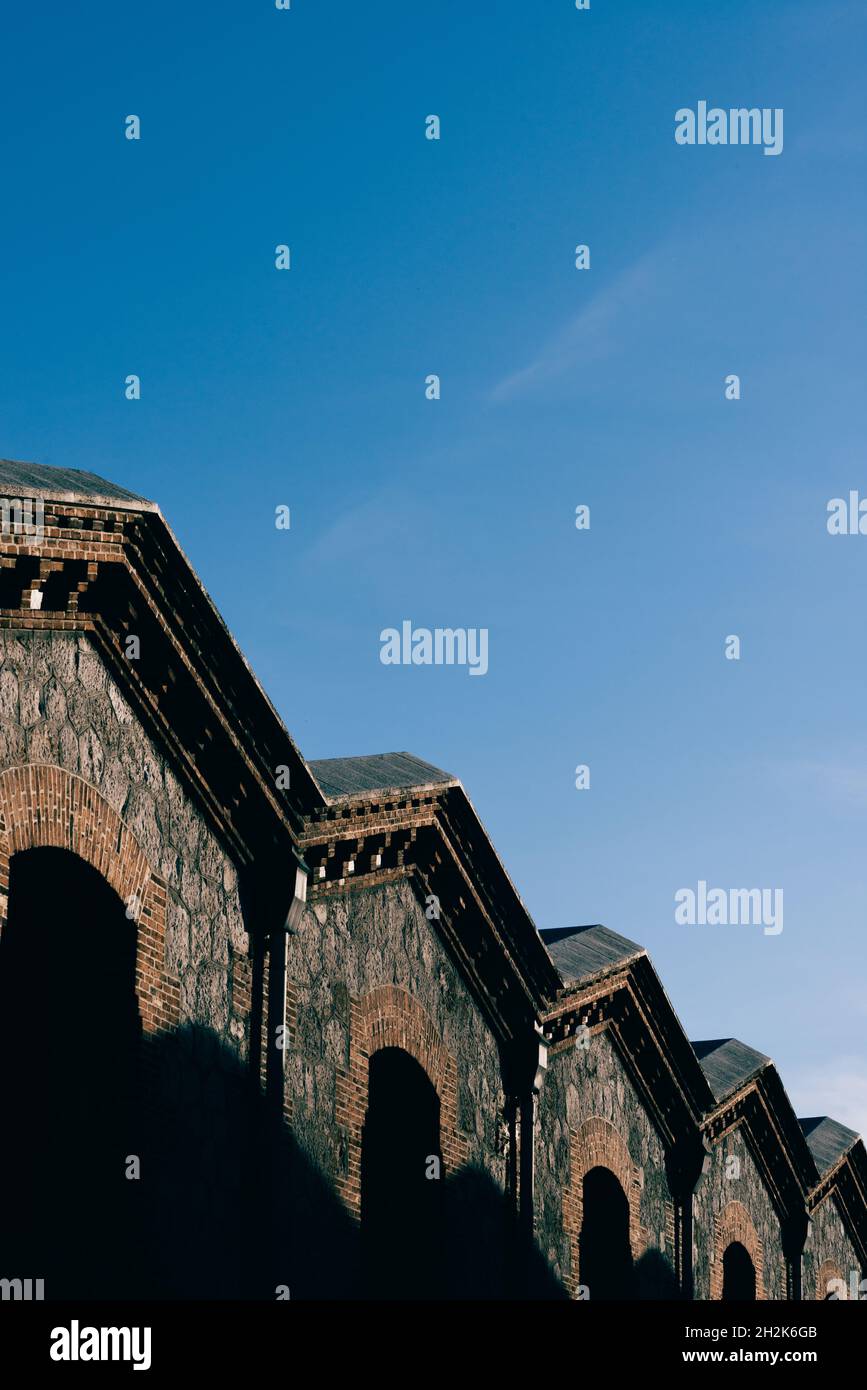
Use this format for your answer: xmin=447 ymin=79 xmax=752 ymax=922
xmin=309 ymin=751 xmax=456 ymax=800
xmin=541 ymin=924 xmax=645 ymax=986
xmin=799 ymin=1116 xmax=860 ymax=1174
xmin=692 ymin=1038 xmax=770 ymax=1102
xmin=0 ymin=459 xmax=155 ymax=511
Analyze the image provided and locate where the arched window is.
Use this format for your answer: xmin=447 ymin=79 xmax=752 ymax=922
xmin=722 ymin=1240 xmax=757 ymax=1301
xmin=0 ymin=847 xmax=141 ymax=1298
xmin=580 ymin=1165 xmax=635 ymax=1299
xmin=360 ymin=1047 xmax=443 ymax=1299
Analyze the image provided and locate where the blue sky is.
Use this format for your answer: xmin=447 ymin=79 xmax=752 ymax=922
xmin=1 ymin=1 xmax=866 ymax=1131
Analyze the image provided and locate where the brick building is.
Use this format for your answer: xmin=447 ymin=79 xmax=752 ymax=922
xmin=0 ymin=458 xmax=864 ymax=1301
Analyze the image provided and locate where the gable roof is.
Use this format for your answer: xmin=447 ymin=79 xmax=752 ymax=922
xmin=800 ymin=1116 xmax=860 ymax=1175
xmin=541 ymin=924 xmax=645 ymax=986
xmin=0 ymin=459 xmax=156 ymax=511
xmin=310 ymin=751 xmax=456 ymax=801
xmin=692 ymin=1038 xmax=771 ymax=1103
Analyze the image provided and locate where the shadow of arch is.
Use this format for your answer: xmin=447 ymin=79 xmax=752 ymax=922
xmin=0 ymin=984 xmax=574 ymax=1302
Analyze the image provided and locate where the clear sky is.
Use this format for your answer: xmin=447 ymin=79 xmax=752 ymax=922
xmin=1 ymin=2 xmax=865 ymax=1132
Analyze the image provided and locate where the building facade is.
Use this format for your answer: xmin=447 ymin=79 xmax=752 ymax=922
xmin=0 ymin=459 xmax=864 ymax=1301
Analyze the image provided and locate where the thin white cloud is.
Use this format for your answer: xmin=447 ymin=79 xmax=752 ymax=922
xmin=774 ymin=759 xmax=867 ymax=811
xmin=301 ymin=494 xmax=423 ymax=571
xmin=489 ymin=251 xmax=665 ymax=403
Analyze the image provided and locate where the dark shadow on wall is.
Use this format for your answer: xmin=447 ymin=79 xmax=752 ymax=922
xmin=0 ymin=848 xmax=143 ymax=1300
xmin=580 ymin=1165 xmax=635 ymax=1299
xmin=443 ymin=1164 xmax=567 ymax=1301
xmin=722 ymin=1241 xmax=757 ymax=1301
xmin=0 ymin=847 xmax=656 ymax=1302
xmin=576 ymin=1165 xmax=679 ymax=1301
xmin=634 ymin=1248 xmax=681 ymax=1300
xmin=360 ymin=1046 xmax=443 ymax=1299
xmin=0 ymin=1006 xmax=568 ymax=1301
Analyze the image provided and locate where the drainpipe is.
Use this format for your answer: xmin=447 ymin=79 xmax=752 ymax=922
xmin=242 ymin=852 xmax=305 ymax=1299
xmin=666 ymin=1137 xmax=709 ymax=1299
xmin=267 ymin=855 xmax=308 ymax=1104
xmin=283 ymin=859 xmax=308 ymax=936
xmin=519 ymin=1024 xmax=548 ymax=1236
xmin=782 ymin=1211 xmax=808 ymax=1301
xmin=239 ymin=852 xmax=307 ymax=1113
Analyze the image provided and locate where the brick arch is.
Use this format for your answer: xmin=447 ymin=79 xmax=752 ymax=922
xmin=359 ymin=985 xmax=451 ymax=1091
xmin=711 ymin=1199 xmax=766 ymax=1300
xmin=335 ymin=984 xmax=468 ymax=1215
xmin=816 ymin=1257 xmax=848 ymax=1301
xmin=565 ymin=1116 xmax=646 ymax=1294
xmin=0 ymin=763 xmax=179 ymax=1034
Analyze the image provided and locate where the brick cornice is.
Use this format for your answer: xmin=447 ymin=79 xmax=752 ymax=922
xmin=541 ymin=962 xmax=714 ymax=1155
xmin=808 ymin=1153 xmax=867 ymax=1268
xmin=702 ymin=1072 xmax=818 ymax=1225
xmin=300 ymin=787 xmax=561 ymax=1051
